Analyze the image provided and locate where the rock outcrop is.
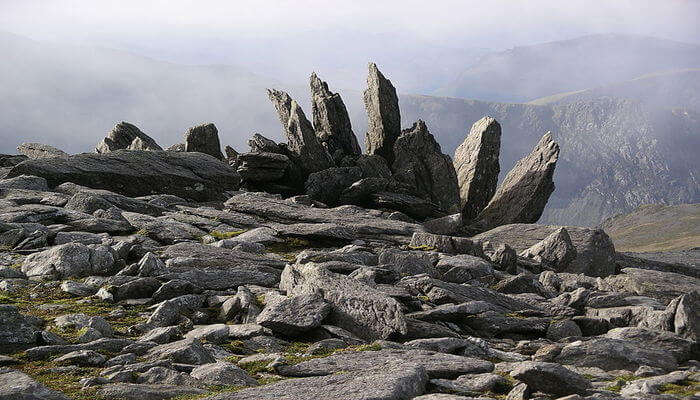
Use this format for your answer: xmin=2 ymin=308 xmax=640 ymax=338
xmin=310 ymin=72 xmax=361 ymax=160
xmin=95 ymin=122 xmax=162 ymax=153
xmin=267 ymin=89 xmax=334 ymax=174
xmin=17 ymin=143 xmax=69 ymax=159
xmin=364 ymin=63 xmax=401 ymax=164
xmin=7 ymin=150 xmax=240 ymax=201
xmin=476 ymin=132 xmax=559 ymax=230
xmin=453 ymin=117 xmax=501 ymax=221
xmin=184 ymin=123 xmax=224 ymax=160
xmin=392 ymin=120 xmax=460 ymax=213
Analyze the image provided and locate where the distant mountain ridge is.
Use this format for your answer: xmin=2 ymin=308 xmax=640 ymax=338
xmin=438 ymin=34 xmax=700 ymax=102
xmin=1 ymin=31 xmax=698 ymax=227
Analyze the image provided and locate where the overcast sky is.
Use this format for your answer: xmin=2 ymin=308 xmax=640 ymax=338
xmin=2 ymin=0 xmax=699 ymax=52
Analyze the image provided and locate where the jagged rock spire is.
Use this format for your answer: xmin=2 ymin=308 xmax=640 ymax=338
xmin=310 ymin=72 xmax=361 ymax=160
xmin=392 ymin=120 xmax=460 ymax=213
xmin=477 ymin=132 xmax=560 ymax=230
xmin=363 ymin=63 xmax=401 ymax=164
xmin=267 ymin=89 xmax=334 ymax=174
xmin=184 ymin=123 xmax=224 ymax=160
xmin=453 ymin=116 xmax=502 ymax=221
xmin=95 ymin=122 xmax=162 ymax=154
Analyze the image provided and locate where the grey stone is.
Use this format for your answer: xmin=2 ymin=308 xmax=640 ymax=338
xmin=435 ymin=254 xmax=494 ymax=284
xmin=17 ymin=142 xmax=69 ymax=159
xmin=364 ymin=63 xmax=401 ymax=164
xmin=55 ymin=349 xmax=106 ymax=367
xmin=8 ymin=150 xmax=240 ymax=202
xmin=280 ymin=262 xmax=407 ymax=341
xmin=267 ymin=89 xmax=333 ymax=174
xmin=554 ymin=338 xmax=678 ymax=371
xmin=520 ymin=227 xmax=577 ymax=272
xmin=410 ymin=232 xmax=484 ymax=257
xmin=305 ymin=167 xmax=362 ymax=206
xmin=237 ymin=152 xmax=289 ymax=182
xmin=247 ymin=133 xmax=282 ymax=153
xmin=0 ymin=305 xmax=40 ymax=345
xmin=510 ymin=361 xmax=590 ymax=396
xmin=96 ymin=122 xmax=162 ymax=153
xmin=256 ymin=293 xmax=331 ymax=335
xmin=145 ymin=338 xmax=215 ymax=365
xmin=184 ymin=123 xmax=224 ymax=160
xmin=278 ymin=348 xmax=493 ymax=379
xmin=477 ymin=132 xmax=559 ymax=230
xmin=473 ymin=224 xmax=616 ymax=277
xmin=453 ymin=117 xmax=501 ymax=221
xmin=310 ymin=72 xmax=361 ymax=159
xmin=0 ymin=174 xmax=48 ymax=191
xmin=190 ymin=362 xmax=258 ymax=386
xmin=21 ymin=243 xmax=115 ymax=279
xmin=97 ymin=383 xmax=205 ymax=400
xmin=604 ymin=327 xmax=698 ymax=363
xmin=60 ymin=280 xmax=98 ymax=297
xmin=392 ymin=120 xmax=460 ymax=213
xmin=0 ymin=369 xmax=70 ymax=400
xmin=55 ymin=313 xmax=113 ymax=337
xmin=546 ymin=320 xmax=582 ymax=340
xmin=600 ymin=267 xmax=700 ymax=304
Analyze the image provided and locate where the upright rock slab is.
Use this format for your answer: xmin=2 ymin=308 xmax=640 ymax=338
xmin=392 ymin=120 xmax=460 ymax=213
xmin=453 ymin=117 xmax=501 ymax=221
xmin=280 ymin=262 xmax=407 ymax=341
xmin=95 ymin=122 xmax=162 ymax=153
xmin=364 ymin=63 xmax=401 ymax=164
xmin=310 ymin=72 xmax=361 ymax=159
xmin=267 ymin=89 xmax=334 ymax=174
xmin=184 ymin=123 xmax=224 ymax=160
xmin=520 ymin=227 xmax=577 ymax=272
xmin=477 ymin=132 xmax=559 ymax=230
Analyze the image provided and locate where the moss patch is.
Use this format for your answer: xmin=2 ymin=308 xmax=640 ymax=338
xmin=659 ymin=379 xmax=700 ymax=397
xmin=13 ymin=358 xmax=104 ymax=400
xmin=265 ymin=238 xmax=314 ymax=261
xmin=209 ymin=230 xmax=247 ymax=240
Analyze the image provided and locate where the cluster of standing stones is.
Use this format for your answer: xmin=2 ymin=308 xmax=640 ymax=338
xmin=0 ymin=63 xmax=698 ymax=400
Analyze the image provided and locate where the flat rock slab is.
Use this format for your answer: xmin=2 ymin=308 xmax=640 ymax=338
xmin=0 ymin=369 xmax=69 ymax=400
xmin=97 ymin=383 xmax=205 ymax=400
xmin=554 ymin=337 xmax=678 ymax=371
xmin=7 ymin=150 xmax=240 ymax=201
xmin=601 ymin=267 xmax=700 ymax=304
xmin=277 ymin=349 xmax=493 ymax=379
xmin=472 ymin=223 xmax=616 ymax=277
xmin=203 ymin=362 xmax=427 ymax=400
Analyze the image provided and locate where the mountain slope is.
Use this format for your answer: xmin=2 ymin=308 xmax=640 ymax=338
xmin=438 ymin=34 xmax=700 ymax=102
xmin=529 ymin=69 xmax=700 ymax=111
xmin=600 ymin=204 xmax=700 ymax=252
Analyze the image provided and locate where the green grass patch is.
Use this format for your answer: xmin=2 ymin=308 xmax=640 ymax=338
xmin=408 ymin=245 xmax=436 ymax=251
xmin=13 ymin=359 xmax=104 ymax=400
xmin=603 ymin=374 xmax=643 ymax=392
xmin=209 ymin=230 xmax=247 ymax=240
xmin=265 ymin=238 xmax=314 ymax=261
xmin=659 ymin=379 xmax=700 ymax=397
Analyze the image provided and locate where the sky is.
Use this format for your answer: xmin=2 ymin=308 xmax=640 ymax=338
xmin=2 ymin=0 xmax=699 ymax=54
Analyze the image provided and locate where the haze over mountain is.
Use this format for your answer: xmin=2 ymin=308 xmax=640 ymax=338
xmin=1 ymin=30 xmax=699 ymax=227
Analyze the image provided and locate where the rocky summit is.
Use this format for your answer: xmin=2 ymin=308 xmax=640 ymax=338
xmin=0 ymin=63 xmax=698 ymax=400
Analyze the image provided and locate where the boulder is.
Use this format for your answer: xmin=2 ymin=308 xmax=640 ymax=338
xmin=280 ymin=262 xmax=407 ymax=341
xmin=453 ymin=117 xmax=501 ymax=221
xmin=97 ymin=383 xmax=204 ymax=400
xmin=0 ymin=305 xmax=40 ymax=345
xmin=604 ymin=327 xmax=698 ymax=363
xmin=96 ymin=122 xmax=162 ymax=153
xmin=477 ymin=132 xmax=559 ymax=230
xmin=200 ymin=362 xmax=427 ymax=400
xmin=601 ymin=268 xmax=700 ymax=304
xmin=17 ymin=142 xmax=69 ymax=159
xmin=472 ymin=224 xmax=616 ymax=277
xmin=0 ymin=369 xmax=69 ymax=400
xmin=410 ymin=232 xmax=484 ymax=257
xmin=305 ymin=167 xmax=362 ymax=206
xmin=510 ymin=361 xmax=590 ymax=396
xmin=554 ymin=338 xmax=678 ymax=371
xmin=255 ymin=293 xmax=331 ymax=335
xmin=310 ymin=72 xmax=361 ymax=159
xmin=183 ymin=123 xmax=224 ymax=160
xmin=247 ymin=133 xmax=283 ymax=153
xmin=237 ymin=152 xmax=289 ymax=182
xmin=7 ymin=150 xmax=240 ymax=201
xmin=520 ymin=227 xmax=577 ymax=272
xmin=145 ymin=338 xmax=215 ymax=365
xmin=392 ymin=120 xmax=460 ymax=213
xmin=267 ymin=89 xmax=333 ymax=174
xmin=190 ymin=362 xmax=258 ymax=386
xmin=21 ymin=243 xmax=115 ymax=279
xmin=363 ymin=62 xmax=401 ymax=164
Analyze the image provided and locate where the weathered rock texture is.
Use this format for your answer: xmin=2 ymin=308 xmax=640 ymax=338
xmin=17 ymin=143 xmax=69 ymax=159
xmin=392 ymin=120 xmax=460 ymax=213
xmin=310 ymin=72 xmax=361 ymax=159
xmin=95 ymin=122 xmax=162 ymax=153
xmin=453 ymin=117 xmax=501 ymax=221
xmin=184 ymin=123 xmax=224 ymax=160
xmin=268 ymin=89 xmax=334 ymax=174
xmin=477 ymin=132 xmax=559 ymax=229
xmin=364 ymin=63 xmax=401 ymax=164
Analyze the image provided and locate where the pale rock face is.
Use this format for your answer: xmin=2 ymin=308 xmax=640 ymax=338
xmin=310 ymin=72 xmax=361 ymax=159
xmin=520 ymin=227 xmax=577 ymax=271
xmin=267 ymin=88 xmax=334 ymax=174
xmin=453 ymin=117 xmax=501 ymax=221
xmin=392 ymin=120 xmax=460 ymax=214
xmin=363 ymin=62 xmax=401 ymax=164
xmin=477 ymin=132 xmax=559 ymax=229
xmin=96 ymin=121 xmax=162 ymax=153
xmin=17 ymin=142 xmax=69 ymax=159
